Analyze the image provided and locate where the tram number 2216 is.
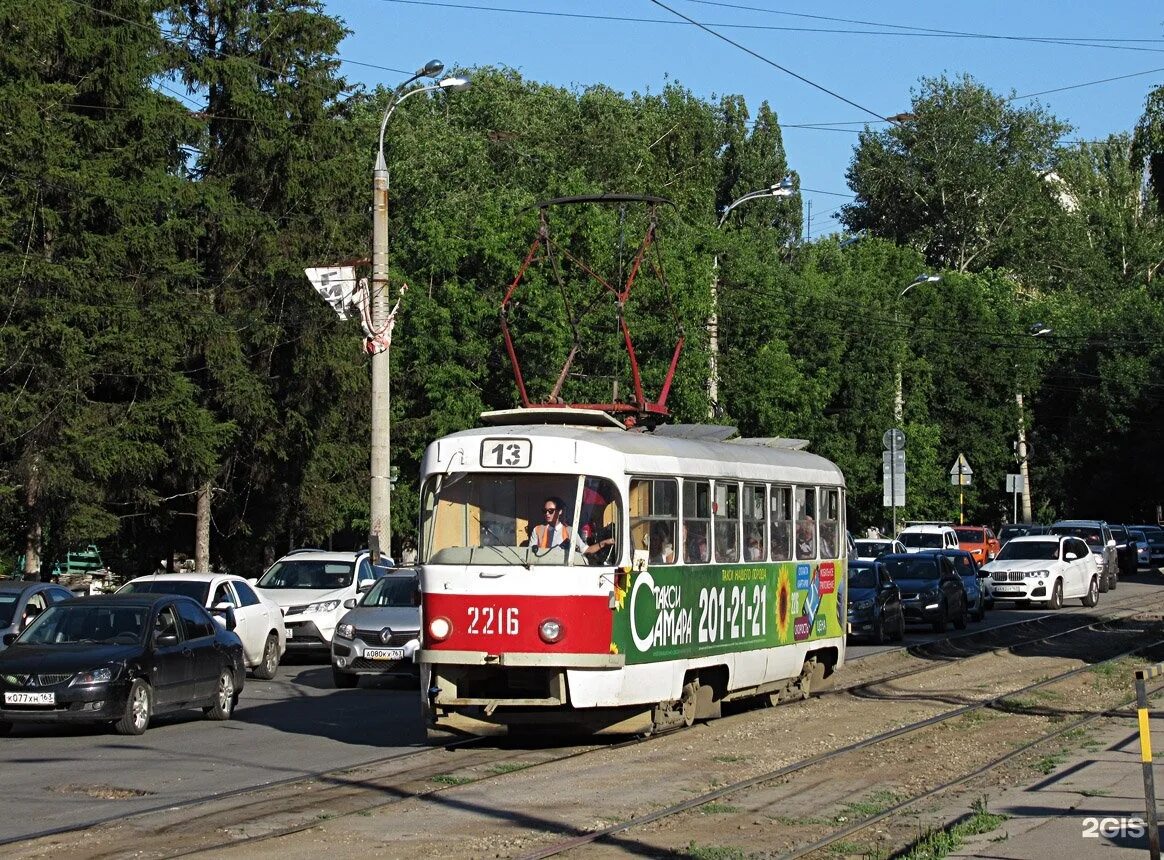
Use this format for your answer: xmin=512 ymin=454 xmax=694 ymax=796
xmin=697 ymin=585 xmax=767 ymax=644
xmin=467 ymin=605 xmax=520 ymax=636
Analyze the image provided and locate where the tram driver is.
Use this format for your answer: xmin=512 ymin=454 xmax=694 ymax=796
xmin=530 ymin=496 xmax=614 ymax=559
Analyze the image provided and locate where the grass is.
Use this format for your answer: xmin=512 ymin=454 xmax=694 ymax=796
xmin=1079 ymin=788 xmax=1112 ymax=797
xmin=1089 ymin=661 xmax=1120 ymax=678
xmin=700 ymin=802 xmax=741 ymax=814
xmin=683 ymin=842 xmax=747 ymax=860
xmin=430 ymin=774 xmax=474 ymax=786
xmin=840 ymin=789 xmax=904 ymax=819
xmin=898 ymin=797 xmax=1008 ymax=860
xmin=1033 ymin=750 xmax=1070 ymax=775
xmin=488 ymin=762 xmax=528 ymax=775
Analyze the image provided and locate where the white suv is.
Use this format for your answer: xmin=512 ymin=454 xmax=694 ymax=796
xmin=897 ymin=524 xmax=960 ymax=554
xmin=253 ymin=550 xmax=384 ymax=651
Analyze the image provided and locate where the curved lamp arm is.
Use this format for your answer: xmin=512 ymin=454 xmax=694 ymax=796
xmin=717 ymin=177 xmax=796 ymax=228
xmin=376 ymin=75 xmax=472 ymax=170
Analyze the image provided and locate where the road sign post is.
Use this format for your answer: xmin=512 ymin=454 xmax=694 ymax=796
xmin=1005 ymin=473 xmax=1022 ymax=526
xmin=883 ymin=429 xmax=906 ymax=536
xmin=949 ymin=453 xmax=973 ymax=524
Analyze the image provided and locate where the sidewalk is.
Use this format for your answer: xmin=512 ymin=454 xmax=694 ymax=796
xmin=949 ymin=710 xmax=1164 ymax=859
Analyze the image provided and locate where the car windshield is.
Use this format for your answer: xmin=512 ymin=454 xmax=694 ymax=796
xmin=899 ymin=532 xmax=943 ymax=548
xmin=1049 ymin=526 xmax=1103 ymax=548
xmin=954 ymin=528 xmax=983 ymax=542
xmin=945 ymin=554 xmax=975 ymax=577
xmin=362 ymin=575 xmax=417 ymax=607
xmin=855 ymin=540 xmax=890 ymax=556
xmin=419 ymin=472 xmax=622 ymax=567
xmin=0 ymin=594 xmax=19 ymax=627
xmin=997 ymin=540 xmax=1061 ymax=561
xmin=118 ymin=580 xmax=210 ymax=603
xmin=1131 ymin=530 xmax=1147 ymax=542
xmin=847 ymin=567 xmax=877 ymax=589
xmin=881 ymin=557 xmax=939 ymax=582
xmin=21 ymin=604 xmax=147 ymax=645
xmin=257 ymin=560 xmax=355 ymax=590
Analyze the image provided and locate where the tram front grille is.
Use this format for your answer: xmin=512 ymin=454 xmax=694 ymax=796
xmin=452 ymin=667 xmax=556 ymax=700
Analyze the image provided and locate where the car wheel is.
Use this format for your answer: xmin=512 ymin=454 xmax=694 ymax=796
xmin=252 ymin=633 xmax=280 ymax=680
xmin=1082 ymin=576 xmax=1099 ymax=607
xmin=333 ymin=668 xmax=359 ymax=689
xmin=1047 ymin=579 xmax=1063 ymax=610
xmin=115 ymin=679 xmax=152 ymax=736
xmin=1098 ymin=572 xmax=1109 ymax=593
xmin=953 ymin=600 xmax=967 ymax=630
xmin=1108 ymin=570 xmax=1118 ymax=590
xmin=890 ymin=612 xmax=905 ymax=642
xmin=931 ymin=605 xmax=947 ymax=634
xmin=203 ymin=668 xmax=237 ymax=720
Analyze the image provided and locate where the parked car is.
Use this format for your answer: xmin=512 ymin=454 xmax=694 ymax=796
xmin=0 ymin=594 xmax=245 ymax=735
xmin=253 ymin=550 xmax=384 ymax=651
xmin=118 ymin=573 xmax=286 ymax=679
xmin=845 ymin=560 xmax=905 ymax=644
xmin=979 ymin=535 xmax=1100 ymax=609
xmin=939 ymin=548 xmax=988 ymax=620
xmin=878 ymin=552 xmax=967 ymax=633
xmin=896 ymin=524 xmax=960 ymax=554
xmin=953 ymin=526 xmax=1001 ymax=566
xmin=0 ymin=581 xmax=76 ymax=651
xmin=1108 ymin=525 xmax=1138 ymax=578
xmin=1129 ymin=529 xmax=1152 ymax=569
xmin=1048 ymin=520 xmax=1118 ymax=591
xmin=853 ymin=538 xmax=907 ymax=561
xmin=997 ymin=524 xmax=1049 ymax=546
xmin=331 ymin=569 xmax=420 ymax=688
xmin=1133 ymin=525 xmax=1164 ymax=568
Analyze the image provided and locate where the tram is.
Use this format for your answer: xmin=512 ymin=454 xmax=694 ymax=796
xmin=416 ymin=409 xmax=847 ymax=735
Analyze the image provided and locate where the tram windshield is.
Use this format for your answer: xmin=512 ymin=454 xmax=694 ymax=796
xmin=420 ymin=473 xmax=621 ymax=567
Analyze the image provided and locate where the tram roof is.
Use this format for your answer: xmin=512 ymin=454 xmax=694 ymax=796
xmin=427 ymin=421 xmax=845 ymax=486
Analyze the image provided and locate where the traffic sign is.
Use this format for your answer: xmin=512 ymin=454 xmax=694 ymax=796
xmin=883 ymin=450 xmax=905 ymax=507
xmin=882 ymin=428 xmax=905 ymax=451
xmin=1005 ymin=474 xmax=1021 ymax=493
xmin=949 ymin=453 xmax=972 ymax=486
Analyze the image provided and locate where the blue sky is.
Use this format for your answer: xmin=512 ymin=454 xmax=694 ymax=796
xmin=325 ymin=1 xmax=1164 ymax=239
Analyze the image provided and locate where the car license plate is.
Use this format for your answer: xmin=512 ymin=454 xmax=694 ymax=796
xmin=993 ymin=585 xmax=1020 ymax=593
xmin=364 ymin=648 xmax=405 ymax=661
xmin=4 ymin=691 xmax=55 ymax=706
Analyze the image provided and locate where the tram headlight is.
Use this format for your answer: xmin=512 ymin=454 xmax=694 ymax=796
xmin=427 ymin=616 xmax=452 ymax=642
xmin=538 ymin=619 xmax=564 ymax=644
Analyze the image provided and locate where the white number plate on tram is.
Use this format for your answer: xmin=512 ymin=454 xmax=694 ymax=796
xmin=5 ymin=691 xmax=54 ymax=706
xmin=364 ymin=648 xmax=405 ymax=661
xmin=481 ymin=438 xmax=531 ymax=469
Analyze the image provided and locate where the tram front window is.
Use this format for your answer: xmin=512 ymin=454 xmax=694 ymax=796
xmin=420 ymin=474 xmax=621 ymax=566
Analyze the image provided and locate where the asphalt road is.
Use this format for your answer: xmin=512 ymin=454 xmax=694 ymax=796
xmin=1 ymin=571 xmax=1159 ymax=845
xmin=0 ymin=658 xmax=427 ymax=844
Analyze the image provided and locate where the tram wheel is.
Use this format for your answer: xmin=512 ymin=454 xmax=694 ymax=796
xmin=680 ymin=682 xmax=699 ymax=728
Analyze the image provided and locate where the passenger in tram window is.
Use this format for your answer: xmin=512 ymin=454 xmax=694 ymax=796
xmin=685 ymin=526 xmax=709 ymax=563
xmin=530 ymin=497 xmax=613 ymax=557
xmin=747 ymin=532 xmax=763 ymax=561
xmin=796 ymin=516 xmax=816 ymax=558
xmin=649 ymin=524 xmax=675 ymax=564
xmin=771 ymin=520 xmax=791 ymax=561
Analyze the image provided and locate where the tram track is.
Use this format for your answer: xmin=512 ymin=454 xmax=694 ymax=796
xmin=9 ymin=591 xmax=1164 ymax=859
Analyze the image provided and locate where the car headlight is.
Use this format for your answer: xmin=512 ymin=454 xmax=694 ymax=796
xmin=307 ymin=600 xmax=341 ymax=613
xmin=71 ymin=667 xmax=114 ymax=686
xmin=335 ymin=623 xmax=355 ymax=640
xmin=851 ymin=599 xmax=875 ymax=612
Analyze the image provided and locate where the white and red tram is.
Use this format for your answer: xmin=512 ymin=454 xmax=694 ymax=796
xmin=417 ymin=407 xmax=848 ymax=735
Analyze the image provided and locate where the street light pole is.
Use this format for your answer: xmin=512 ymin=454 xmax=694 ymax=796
xmin=893 ymin=274 xmax=941 ymax=422
xmin=1017 ymin=322 xmax=1052 ymax=523
xmin=708 ymin=177 xmax=795 ymax=418
xmin=369 ymin=61 xmax=470 ymax=563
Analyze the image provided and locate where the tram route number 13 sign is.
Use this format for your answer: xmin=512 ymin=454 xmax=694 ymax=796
xmin=480 ymin=438 xmax=532 ymax=469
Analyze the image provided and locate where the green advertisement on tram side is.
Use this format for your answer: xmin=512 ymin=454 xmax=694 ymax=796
xmin=610 ymin=559 xmax=845 ymax=664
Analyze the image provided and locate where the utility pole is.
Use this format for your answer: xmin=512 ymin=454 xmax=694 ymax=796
xmin=1016 ymin=391 xmax=1033 ymax=523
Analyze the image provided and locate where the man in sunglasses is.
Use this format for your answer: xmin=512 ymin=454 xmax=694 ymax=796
xmin=531 ymin=496 xmax=614 ymax=558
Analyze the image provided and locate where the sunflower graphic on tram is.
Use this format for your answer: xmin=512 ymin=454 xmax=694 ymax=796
xmin=416 ymin=196 xmax=847 ymax=736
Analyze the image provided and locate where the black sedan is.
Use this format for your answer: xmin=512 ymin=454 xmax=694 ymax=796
xmin=879 ymin=552 xmax=968 ymax=633
xmin=0 ymin=594 xmax=245 ymax=735
xmin=846 ymin=560 xmax=905 ymax=644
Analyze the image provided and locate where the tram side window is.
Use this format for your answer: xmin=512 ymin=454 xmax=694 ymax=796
xmin=629 ymin=478 xmax=677 ymax=565
xmin=743 ymin=484 xmax=766 ymax=561
xmin=796 ymin=486 xmax=817 ymax=560
xmin=682 ymin=481 xmax=711 ymax=564
xmin=770 ymin=485 xmax=792 ymax=561
xmin=819 ymin=488 xmax=841 ymax=559
xmin=713 ymin=481 xmax=740 ymax=563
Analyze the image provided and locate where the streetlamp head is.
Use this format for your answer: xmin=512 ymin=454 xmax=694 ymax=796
xmin=769 ymin=176 xmax=795 ymax=197
xmin=839 ymin=229 xmax=867 ymax=249
xmin=418 ymin=59 xmax=445 ymax=78
xmin=438 ymin=76 xmax=472 ymax=92
xmin=912 ymin=273 xmax=941 ymax=285
xmin=1028 ymin=322 xmax=1052 ymax=337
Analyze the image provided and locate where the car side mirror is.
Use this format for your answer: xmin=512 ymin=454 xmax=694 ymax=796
xmin=1106 ymin=539 xmax=1117 ymax=548
xmin=211 ymin=603 xmax=237 ymax=631
xmin=1065 ymin=552 xmax=1079 ymax=561
xmin=2 ymin=633 xmax=16 ymax=646
xmin=343 ymin=598 xmax=357 ymax=609
xmin=247 ymin=578 xmax=259 ymax=586
xmin=155 ymin=633 xmax=179 ymax=648
xmin=358 ymin=581 xmax=375 ymax=593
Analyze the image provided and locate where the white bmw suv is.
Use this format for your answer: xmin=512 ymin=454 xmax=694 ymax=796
xmin=253 ymin=550 xmax=384 ymax=652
